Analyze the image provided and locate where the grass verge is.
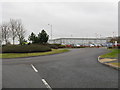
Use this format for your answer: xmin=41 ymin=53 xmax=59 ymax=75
xmin=100 ymin=49 xmax=120 ymax=58
xmin=0 ymin=49 xmax=69 ymax=59
xmin=110 ymin=63 xmax=120 ymax=67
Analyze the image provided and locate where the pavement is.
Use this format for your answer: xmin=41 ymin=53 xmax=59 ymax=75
xmin=98 ymin=57 xmax=120 ymax=70
xmin=2 ymin=48 xmax=119 ymax=88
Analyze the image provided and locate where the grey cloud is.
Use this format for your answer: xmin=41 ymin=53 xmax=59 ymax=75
xmin=2 ymin=2 xmax=118 ymax=40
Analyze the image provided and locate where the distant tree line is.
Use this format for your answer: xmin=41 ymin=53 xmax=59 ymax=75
xmin=0 ymin=19 xmax=49 ymax=45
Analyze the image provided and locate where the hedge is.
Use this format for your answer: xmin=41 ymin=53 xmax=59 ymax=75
xmin=2 ymin=44 xmax=51 ymax=53
xmin=47 ymin=44 xmax=66 ymax=49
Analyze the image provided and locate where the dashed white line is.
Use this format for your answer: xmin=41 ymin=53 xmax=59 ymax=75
xmin=31 ymin=64 xmax=38 ymax=72
xmin=42 ymin=79 xmax=52 ymax=90
xmin=31 ymin=64 xmax=52 ymax=89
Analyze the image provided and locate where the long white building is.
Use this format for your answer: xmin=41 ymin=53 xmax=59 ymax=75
xmin=48 ymin=37 xmax=110 ymax=45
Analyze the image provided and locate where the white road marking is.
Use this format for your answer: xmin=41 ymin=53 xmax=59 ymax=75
xmin=31 ymin=64 xmax=38 ymax=72
xmin=42 ymin=79 xmax=52 ymax=90
xmin=31 ymin=64 xmax=52 ymax=89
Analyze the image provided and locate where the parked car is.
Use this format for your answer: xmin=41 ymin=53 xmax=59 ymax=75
xmin=74 ymin=44 xmax=81 ymax=47
xmin=107 ymin=43 xmax=113 ymax=49
xmin=66 ymin=44 xmax=72 ymax=48
xmin=117 ymin=43 xmax=120 ymax=48
xmin=90 ymin=44 xmax=95 ymax=47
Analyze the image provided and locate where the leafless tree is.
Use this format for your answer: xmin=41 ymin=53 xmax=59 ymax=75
xmin=1 ymin=19 xmax=26 ymax=45
xmin=0 ymin=22 xmax=10 ymax=45
xmin=9 ymin=19 xmax=18 ymax=45
xmin=16 ymin=20 xmax=26 ymax=45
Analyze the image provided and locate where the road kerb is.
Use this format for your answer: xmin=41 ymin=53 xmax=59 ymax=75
xmin=98 ymin=56 xmax=119 ymax=70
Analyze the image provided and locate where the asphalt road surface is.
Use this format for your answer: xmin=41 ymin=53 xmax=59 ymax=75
xmin=2 ymin=48 xmax=118 ymax=88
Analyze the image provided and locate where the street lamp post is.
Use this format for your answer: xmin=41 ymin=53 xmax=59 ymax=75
xmin=48 ymin=24 xmax=52 ymax=40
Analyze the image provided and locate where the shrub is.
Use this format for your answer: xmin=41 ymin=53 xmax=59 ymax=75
xmin=47 ymin=44 xmax=66 ymax=49
xmin=72 ymin=46 xmax=86 ymax=48
xmin=48 ymin=44 xmax=58 ymax=49
xmin=2 ymin=44 xmax=51 ymax=53
xmin=58 ymin=45 xmax=66 ymax=48
xmin=52 ymin=44 xmax=61 ymax=46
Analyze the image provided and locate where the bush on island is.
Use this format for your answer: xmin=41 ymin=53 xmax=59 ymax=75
xmin=2 ymin=44 xmax=51 ymax=53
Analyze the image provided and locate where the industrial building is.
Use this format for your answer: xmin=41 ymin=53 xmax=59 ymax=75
xmin=48 ymin=37 xmax=110 ymax=45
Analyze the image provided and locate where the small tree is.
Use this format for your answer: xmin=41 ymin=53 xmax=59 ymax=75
xmin=28 ymin=32 xmax=38 ymax=44
xmin=38 ymin=30 xmax=49 ymax=44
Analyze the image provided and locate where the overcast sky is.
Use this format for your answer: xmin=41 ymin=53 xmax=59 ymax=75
xmin=1 ymin=1 xmax=118 ymax=40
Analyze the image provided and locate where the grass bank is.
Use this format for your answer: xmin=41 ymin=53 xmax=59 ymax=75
xmin=100 ymin=49 xmax=120 ymax=58
xmin=100 ymin=49 xmax=120 ymax=68
xmin=0 ymin=49 xmax=69 ymax=59
xmin=110 ymin=63 xmax=120 ymax=67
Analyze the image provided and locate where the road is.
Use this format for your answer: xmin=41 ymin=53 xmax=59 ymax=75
xmin=2 ymin=48 xmax=118 ymax=88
